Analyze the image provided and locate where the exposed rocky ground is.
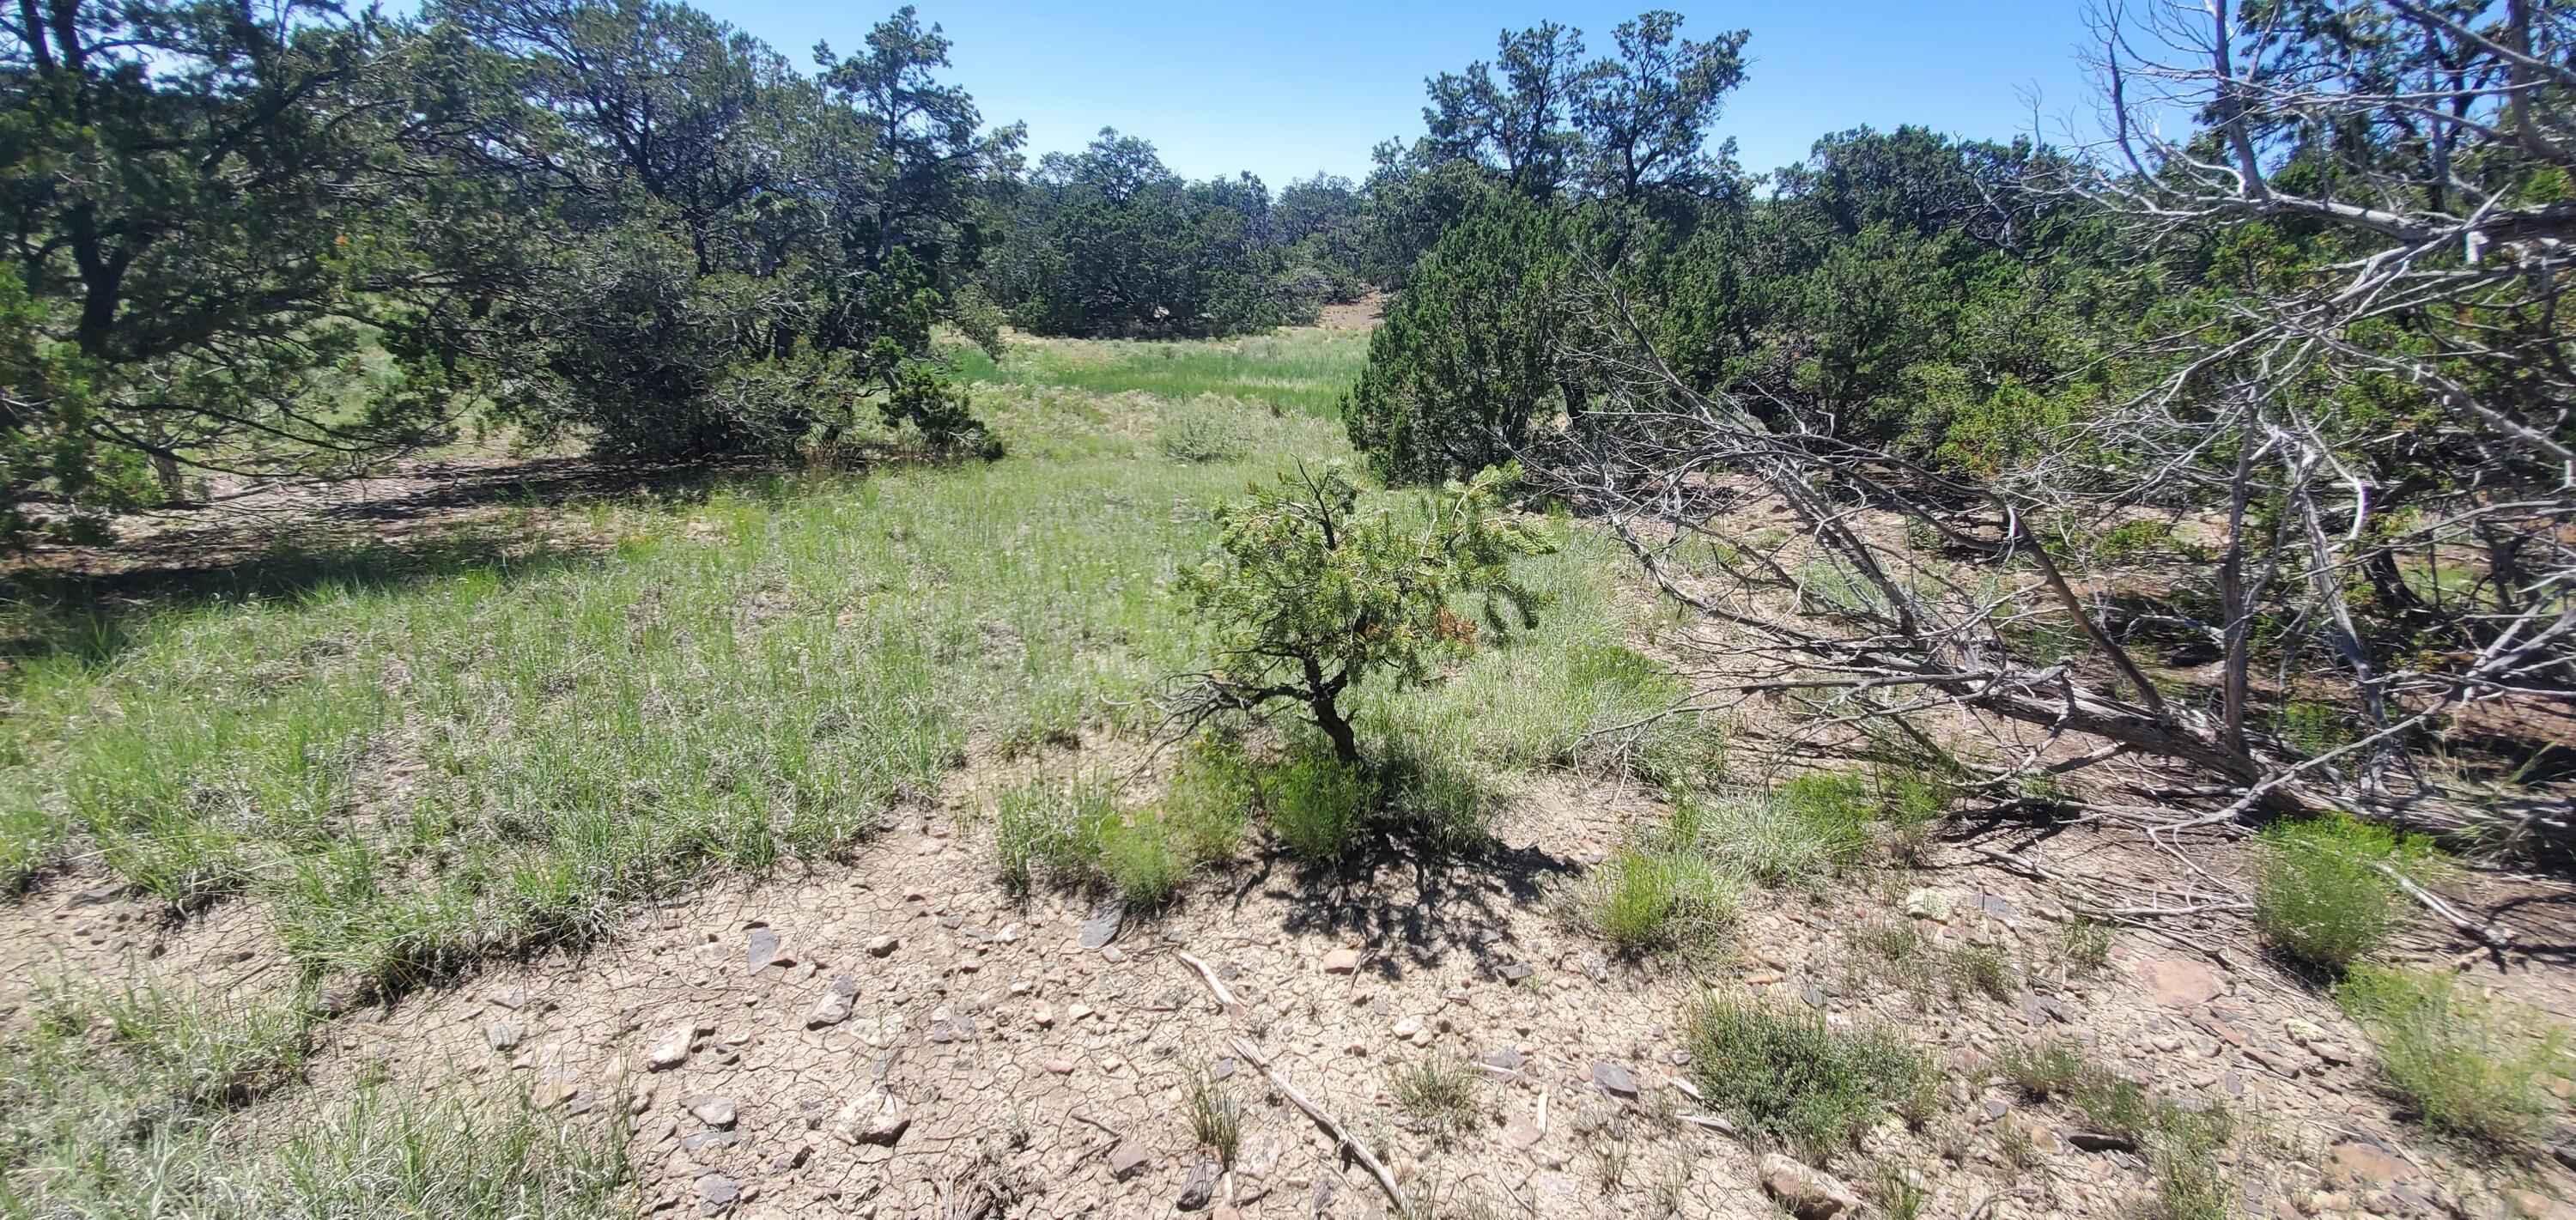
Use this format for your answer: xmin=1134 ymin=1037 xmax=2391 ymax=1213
xmin=8 ymin=748 xmax=2573 ymax=1220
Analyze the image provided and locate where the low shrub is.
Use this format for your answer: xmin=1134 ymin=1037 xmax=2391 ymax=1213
xmin=2251 ymin=814 xmax=2440 ymax=972
xmin=2336 ymin=964 xmax=2569 ymax=1150
xmin=1581 ymin=847 xmax=1736 ymax=956
xmin=1684 ymin=992 xmax=1935 ymax=1162
xmin=1265 ymin=753 xmax=1374 ymax=860
xmin=1155 ymin=404 xmax=1250 ymax=464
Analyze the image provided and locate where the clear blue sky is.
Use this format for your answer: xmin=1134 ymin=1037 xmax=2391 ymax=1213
xmin=698 ymin=1 xmax=2105 ymax=186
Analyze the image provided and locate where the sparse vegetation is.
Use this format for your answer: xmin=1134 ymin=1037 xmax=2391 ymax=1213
xmin=1391 ymin=1053 xmax=1485 ymax=1144
xmin=1186 ymin=1071 xmax=1242 ymax=1167
xmin=2336 ymin=964 xmax=2570 ymax=1150
xmin=1683 ymin=992 xmax=1935 ymax=1162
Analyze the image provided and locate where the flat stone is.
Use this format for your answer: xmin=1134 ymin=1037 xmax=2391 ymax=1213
xmin=484 ymin=1020 xmax=523 ymax=1051
xmin=2330 ymin=1139 xmax=2409 ymax=1187
xmin=1502 ymin=1118 xmax=1544 ymax=1150
xmin=1493 ymin=962 xmax=1532 ymax=982
xmin=1079 ymin=905 xmax=1125 ymax=950
xmin=688 ymin=1095 xmax=737 ymax=1127
xmin=1971 ymin=893 xmax=2021 ymax=923
xmin=1239 ymin=1133 xmax=1283 ymax=1178
xmin=1759 ymin=1153 xmax=1863 ymax=1219
xmin=647 ymin=1023 xmax=694 ymax=1070
xmin=696 ymin=1174 xmax=738 ymax=1206
xmin=1481 ymin=1047 xmax=1524 ymax=1074
xmin=1321 ymin=948 xmax=1361 ymax=974
xmin=806 ymin=976 xmax=860 ymax=1029
xmin=1591 ymin=1061 xmax=1639 ymax=1098
xmin=2137 ymin=957 xmax=2226 ymax=1009
xmin=1107 ymin=1139 xmax=1151 ymax=1181
xmin=2064 ymin=1129 xmax=2137 ymax=1153
xmin=744 ymin=928 xmax=781 ymax=972
xmin=487 ymin=986 xmax=530 ymax=1011
xmin=865 ymin=935 xmax=899 ymax=957
xmin=1177 ymin=1158 xmax=1219 ymax=1211
xmin=1044 ymin=1057 xmax=1075 ymax=1075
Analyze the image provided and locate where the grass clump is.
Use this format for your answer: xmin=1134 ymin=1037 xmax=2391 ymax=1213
xmin=1847 ymin=920 xmax=2017 ymax=1006
xmin=1185 ymin=1071 xmax=1242 ymax=1167
xmin=1579 ymin=847 xmax=1736 ymax=956
xmin=1265 ymin=752 xmax=1374 ymax=861
xmin=1391 ymin=1054 xmax=1485 ymax=1144
xmin=993 ymin=742 xmax=1257 ymax=907
xmin=2251 ymin=813 xmax=2440 ymax=973
xmin=2336 ymin=964 xmax=2569 ymax=1150
xmin=1985 ymin=1039 xmax=2237 ymax=1218
xmin=1683 ymin=992 xmax=1934 ymax=1163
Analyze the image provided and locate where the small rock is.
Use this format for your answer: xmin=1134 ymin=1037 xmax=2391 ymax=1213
xmin=1177 ymin=1159 xmax=1219 ymax=1211
xmin=484 ymin=1020 xmax=524 ymax=1051
xmin=1032 ymin=1003 xmax=1055 ymax=1027
xmin=1392 ymin=1017 xmax=1424 ymax=1040
xmin=831 ymin=1090 xmax=908 ymax=1145
xmin=865 ymin=934 xmax=899 ymax=957
xmin=647 ymin=1023 xmax=694 ymax=1070
xmin=1903 ymin=888 xmax=1953 ymax=923
xmin=807 ymin=976 xmax=861 ymax=1028
xmin=1106 ymin=1139 xmax=1150 ymax=1181
xmin=2138 ymin=957 xmax=2226 ymax=1009
xmin=688 ymin=1095 xmax=737 ymax=1128
xmin=487 ymin=986 xmax=530 ymax=1011
xmin=1080 ymin=905 xmax=1125 ymax=950
xmin=1591 ymin=1061 xmax=1638 ymax=1098
xmin=2064 ymin=1130 xmax=2137 ymax=1153
xmin=744 ymin=928 xmax=781 ymax=972
xmin=696 ymin=1173 xmax=739 ymax=1208
xmin=1759 ymin=1153 xmax=1864 ymax=1220
xmin=1502 ymin=1118 xmax=1543 ymax=1150
xmin=1240 ymin=1134 xmax=1283 ymax=1179
xmin=1321 ymin=948 xmax=1361 ymax=974
xmin=2282 ymin=1017 xmax=2330 ymax=1045
xmin=1481 ymin=1047 xmax=1524 ymax=1074
xmin=2311 ymin=1041 xmax=2357 ymax=1066
xmin=1044 ymin=1057 xmax=1075 ymax=1075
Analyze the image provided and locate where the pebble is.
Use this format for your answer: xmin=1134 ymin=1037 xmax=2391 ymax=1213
xmin=688 ymin=1095 xmax=737 ymax=1127
xmin=1321 ymin=948 xmax=1361 ymax=974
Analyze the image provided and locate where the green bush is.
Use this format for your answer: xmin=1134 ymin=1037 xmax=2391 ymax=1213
xmin=1265 ymin=754 xmax=1374 ymax=860
xmin=2251 ymin=814 xmax=2439 ymax=972
xmin=1156 ymin=404 xmax=1250 ymax=464
xmin=1583 ymin=847 xmax=1736 ymax=956
xmin=1684 ymin=992 xmax=1934 ymax=1162
xmin=2336 ymin=964 xmax=2569 ymax=1150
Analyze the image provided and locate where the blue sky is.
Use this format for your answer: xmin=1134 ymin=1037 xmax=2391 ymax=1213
xmin=698 ymin=1 xmax=2105 ymax=185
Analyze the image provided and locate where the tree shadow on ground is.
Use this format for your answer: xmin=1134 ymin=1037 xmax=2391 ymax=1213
xmin=0 ymin=455 xmax=774 ymax=676
xmin=1212 ymin=749 xmax=1587 ymax=986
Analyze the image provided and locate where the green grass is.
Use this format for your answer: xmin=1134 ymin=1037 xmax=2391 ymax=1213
xmin=0 ymin=983 xmax=627 ymax=1217
xmin=948 ymin=327 xmax=1370 ymax=418
xmin=1390 ymin=1053 xmax=1485 ymax=1144
xmin=991 ymin=741 xmax=1257 ymax=907
xmin=2336 ymin=964 xmax=2570 ymax=1150
xmin=1579 ymin=846 xmax=1736 ymax=956
xmin=1683 ymin=992 xmax=1935 ymax=1164
xmin=1264 ymin=752 xmax=1375 ymax=861
xmin=2251 ymin=813 xmax=2442 ymax=973
xmin=1984 ymin=1038 xmax=2236 ymax=1218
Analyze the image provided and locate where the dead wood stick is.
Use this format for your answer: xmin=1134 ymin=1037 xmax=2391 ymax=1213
xmin=2375 ymin=860 xmax=2518 ymax=949
xmin=1174 ymin=950 xmax=1242 ymax=1013
xmin=1228 ymin=1036 xmax=1406 ymax=1213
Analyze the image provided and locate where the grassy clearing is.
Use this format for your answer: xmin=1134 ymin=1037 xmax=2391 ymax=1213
xmin=2336 ymin=964 xmax=2570 ymax=1151
xmin=1 ymin=982 xmax=627 ymax=1217
xmin=948 ymin=327 xmax=1370 ymax=418
xmin=0 ymin=346 xmax=1374 ymax=989
xmin=1683 ymin=992 xmax=1934 ymax=1163
xmin=2250 ymin=813 xmax=2442 ymax=973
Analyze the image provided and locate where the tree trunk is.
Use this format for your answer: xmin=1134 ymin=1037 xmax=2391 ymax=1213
xmin=1309 ymin=695 xmax=1360 ymax=764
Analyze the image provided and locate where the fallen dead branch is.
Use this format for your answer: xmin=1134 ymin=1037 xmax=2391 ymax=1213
xmin=1229 ymin=1036 xmax=1407 ymax=1214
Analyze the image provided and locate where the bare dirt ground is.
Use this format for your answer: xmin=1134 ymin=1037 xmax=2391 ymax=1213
xmin=8 ymin=737 xmax=2573 ymax=1219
